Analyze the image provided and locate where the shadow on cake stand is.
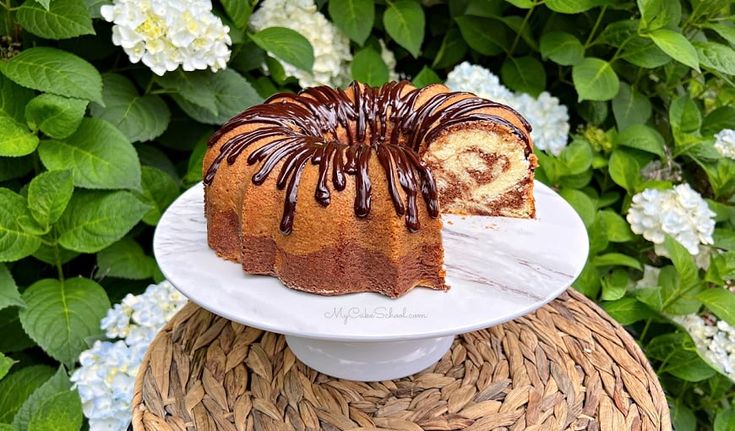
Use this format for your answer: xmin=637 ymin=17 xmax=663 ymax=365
xmin=154 ymin=182 xmax=588 ymax=381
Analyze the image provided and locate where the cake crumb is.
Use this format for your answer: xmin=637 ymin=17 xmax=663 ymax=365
xmin=446 ymin=220 xmax=454 ymax=225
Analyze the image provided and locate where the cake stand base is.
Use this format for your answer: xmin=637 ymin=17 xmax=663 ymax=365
xmin=285 ymin=335 xmax=455 ymax=381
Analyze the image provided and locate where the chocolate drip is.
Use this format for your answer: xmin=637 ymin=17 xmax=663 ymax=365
xmin=205 ymin=81 xmax=532 ymax=234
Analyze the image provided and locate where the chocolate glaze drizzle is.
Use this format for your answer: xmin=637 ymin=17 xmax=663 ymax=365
xmin=204 ymin=81 xmax=532 ymax=235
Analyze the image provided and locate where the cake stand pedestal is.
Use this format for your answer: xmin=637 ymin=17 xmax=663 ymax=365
xmin=285 ymin=335 xmax=455 ymax=381
xmin=154 ymin=182 xmax=588 ymax=381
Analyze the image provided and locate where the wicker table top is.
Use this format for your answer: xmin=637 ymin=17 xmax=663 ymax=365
xmin=132 ymin=289 xmax=671 ymax=431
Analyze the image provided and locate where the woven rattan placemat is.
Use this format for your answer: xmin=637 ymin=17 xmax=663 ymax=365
xmin=132 ymin=289 xmax=671 ymax=430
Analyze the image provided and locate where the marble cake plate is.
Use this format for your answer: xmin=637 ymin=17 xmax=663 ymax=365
xmin=154 ymin=182 xmax=588 ymax=381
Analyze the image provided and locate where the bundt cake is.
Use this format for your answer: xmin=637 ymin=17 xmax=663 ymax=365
xmin=203 ymin=81 xmax=536 ymax=298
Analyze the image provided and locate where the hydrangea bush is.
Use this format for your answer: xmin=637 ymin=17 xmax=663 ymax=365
xmin=1 ymin=0 xmax=734 ymax=429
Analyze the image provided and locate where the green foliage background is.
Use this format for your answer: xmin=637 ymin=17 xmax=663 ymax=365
xmin=1 ymin=0 xmax=735 ymax=429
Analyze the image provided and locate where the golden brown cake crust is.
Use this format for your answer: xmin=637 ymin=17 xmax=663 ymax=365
xmin=203 ymin=81 xmax=535 ymax=297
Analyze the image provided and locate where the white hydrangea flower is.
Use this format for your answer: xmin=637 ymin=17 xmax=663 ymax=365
xmin=250 ymin=0 xmax=352 ymax=88
xmin=73 ymin=281 xmax=187 ymax=431
xmin=626 ymin=184 xmax=715 ymax=256
xmin=445 ymin=62 xmax=570 ymax=155
xmin=100 ymin=0 xmax=232 ymax=76
xmin=714 ymin=129 xmax=735 ymax=160
xmin=71 ymin=341 xmax=147 ymax=431
xmin=445 ymin=62 xmax=514 ymax=104
xmin=100 ymin=301 xmax=134 ymax=339
xmin=673 ymin=313 xmax=735 ymax=380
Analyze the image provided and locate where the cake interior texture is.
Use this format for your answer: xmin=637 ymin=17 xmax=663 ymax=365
xmin=203 ymin=81 xmax=536 ymax=297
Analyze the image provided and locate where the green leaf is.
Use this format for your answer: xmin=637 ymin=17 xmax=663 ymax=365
xmin=249 ymin=27 xmax=314 ymax=72
xmin=545 ymin=0 xmax=606 ymax=13
xmin=637 ymin=0 xmax=681 ymax=30
xmin=706 ymin=23 xmax=735 ymax=47
xmin=328 ymin=0 xmax=374 ymax=45
xmin=702 ymin=107 xmax=735 ymax=137
xmin=0 ymin=353 xmax=15 ymax=380
xmin=588 ymin=214 xmax=609 ymax=255
xmin=505 ymin=0 xmax=534 ymax=7
xmin=664 ymin=235 xmax=698 ymax=290
xmin=264 ymin=56 xmax=288 ymax=85
xmin=539 ymin=31 xmax=584 ymax=66
xmin=0 ymin=365 xmax=55 ymax=423
xmin=698 ymin=288 xmax=735 ymax=327
xmin=602 ymin=297 xmax=654 ymax=325
xmin=648 ymin=29 xmax=700 ymax=71
xmin=600 ymin=269 xmax=630 ymax=300
xmin=16 ymin=0 xmax=94 ymax=40
xmin=621 ymin=35 xmax=672 ymax=68
xmin=599 ymin=210 xmax=634 ymax=242
xmin=593 ymin=253 xmax=643 ymax=270
xmin=32 ymin=243 xmax=78 ymax=266
xmin=90 ymin=73 xmax=170 ymax=142
xmin=383 ymin=0 xmax=425 ymax=58
xmin=13 ymin=366 xmax=71 ymax=431
xmin=647 ymin=333 xmax=716 ymax=382
xmin=615 ymin=124 xmax=665 ymax=157
xmin=350 ymin=48 xmax=389 ymax=87
xmin=184 ymin=137 xmax=208 ymax=184
xmin=0 ymin=115 xmax=39 ymax=157
xmin=0 ymin=264 xmax=24 ymax=311
xmin=670 ymin=399 xmax=696 ymax=431
xmin=0 ymin=75 xmax=35 ymax=122
xmin=573 ymin=260 xmax=601 ymax=297
xmin=559 ymin=139 xmax=593 ymax=175
xmin=24 ymin=94 xmax=88 ymax=139
xmin=412 ymin=66 xmax=441 ymax=88
xmin=559 ymin=189 xmax=596 ymax=227
xmin=56 ymin=190 xmax=149 ymax=253
xmin=498 ymin=15 xmax=538 ymax=52
xmin=578 ymin=100 xmax=608 ymax=126
xmin=0 ymin=47 xmax=103 ymax=104
xmin=27 ymin=170 xmax=74 ymax=227
xmin=455 ymin=16 xmax=507 ymax=56
xmin=155 ymin=70 xmax=218 ymax=115
xmin=608 ymin=150 xmax=640 ymax=193
xmin=96 ymin=237 xmax=155 ymax=280
xmin=694 ymin=41 xmax=735 ymax=75
xmin=715 ymin=408 xmax=735 ymax=431
xmin=462 ymin=0 xmax=503 ymax=17
xmin=220 ymin=0 xmax=251 ymax=28
xmin=669 ymin=95 xmax=701 ymax=136
xmin=19 ymin=278 xmax=110 ymax=366
xmin=572 ymin=58 xmax=619 ymax=101
xmin=27 ymin=390 xmax=82 ymax=431
xmin=432 ymin=27 xmax=467 ymax=69
xmin=0 ymin=308 xmax=36 ymax=353
xmin=500 ymin=56 xmax=545 ymax=96
xmin=704 ymin=159 xmax=735 ymax=199
xmin=38 ymin=118 xmax=141 ymax=190
xmin=136 ymin=166 xmax=179 ymax=225
xmin=612 ymin=83 xmax=652 ymax=130
xmin=0 ymin=188 xmax=42 ymax=262
xmin=172 ymin=70 xmax=262 ymax=125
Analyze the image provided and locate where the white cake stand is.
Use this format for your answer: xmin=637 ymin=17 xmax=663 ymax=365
xmin=154 ymin=182 xmax=588 ymax=381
